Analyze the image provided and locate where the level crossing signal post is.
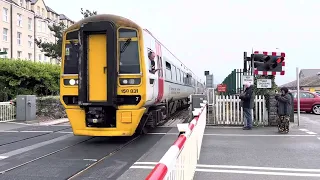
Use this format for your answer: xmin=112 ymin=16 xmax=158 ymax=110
xmin=242 ymin=50 xmax=286 ymax=91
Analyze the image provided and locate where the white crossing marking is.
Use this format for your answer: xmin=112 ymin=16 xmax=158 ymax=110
xmin=306 ymin=131 xmax=317 ymax=135
xmin=203 ymin=134 xmax=316 ymax=137
xmin=130 ymin=163 xmax=320 ymax=177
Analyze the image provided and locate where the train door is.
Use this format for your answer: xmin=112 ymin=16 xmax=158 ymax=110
xmin=155 ymin=41 xmax=164 ymax=103
xmin=88 ymin=34 xmax=107 ymax=101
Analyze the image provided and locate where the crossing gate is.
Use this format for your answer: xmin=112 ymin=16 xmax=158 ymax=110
xmin=206 ymin=91 xmax=268 ymax=126
xmin=0 ymin=102 xmax=15 ymax=122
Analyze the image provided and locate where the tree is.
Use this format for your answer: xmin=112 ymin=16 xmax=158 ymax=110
xmin=80 ymin=8 xmax=97 ymax=18
xmin=253 ymin=75 xmax=279 ymax=95
xmin=35 ymin=9 xmax=98 ymax=62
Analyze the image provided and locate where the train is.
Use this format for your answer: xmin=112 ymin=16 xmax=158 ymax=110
xmin=59 ymin=14 xmax=205 ymax=136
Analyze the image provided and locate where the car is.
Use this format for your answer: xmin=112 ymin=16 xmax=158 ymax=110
xmin=289 ymin=90 xmax=320 ymax=114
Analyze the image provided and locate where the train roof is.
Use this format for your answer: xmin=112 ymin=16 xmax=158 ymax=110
xmin=64 ymin=14 xmax=203 ymax=84
xmin=65 ymin=14 xmax=141 ymax=32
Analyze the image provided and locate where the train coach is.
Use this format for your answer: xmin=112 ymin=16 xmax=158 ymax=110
xmin=60 ymin=14 xmax=205 ymax=136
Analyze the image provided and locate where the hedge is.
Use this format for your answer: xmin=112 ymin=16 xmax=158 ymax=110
xmin=0 ymin=58 xmax=60 ymax=101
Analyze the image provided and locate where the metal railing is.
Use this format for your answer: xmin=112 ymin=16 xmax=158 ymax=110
xmin=0 ymin=101 xmax=15 ymax=122
xmin=145 ymin=100 xmax=207 ymax=180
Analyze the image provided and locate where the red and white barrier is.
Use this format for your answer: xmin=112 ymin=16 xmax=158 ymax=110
xmin=145 ymin=100 xmax=207 ymax=180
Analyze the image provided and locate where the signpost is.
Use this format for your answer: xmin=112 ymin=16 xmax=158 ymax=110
xmin=257 ymin=79 xmax=272 ymax=88
xmin=242 ymin=75 xmax=254 ymax=85
xmin=217 ymin=84 xmax=227 ymax=92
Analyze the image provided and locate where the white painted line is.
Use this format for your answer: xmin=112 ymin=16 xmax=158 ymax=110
xmin=203 ymin=134 xmax=316 ymax=137
xmin=317 ymin=137 xmax=320 ymax=140
xmin=1 ymin=121 xmax=33 ymax=126
xmin=0 ymin=130 xmax=19 ymax=133
xmin=147 ymin=133 xmax=177 ymax=135
xmin=0 ymin=156 xmax=8 ymax=160
xmin=130 ymin=165 xmax=320 ymax=177
xmin=306 ymin=131 xmax=317 ymax=135
xmin=20 ymin=131 xmax=53 ymax=133
xmin=195 ymin=168 xmax=320 ymax=177
xmin=131 ymin=165 xmax=154 ymax=169
xmin=134 ymin=162 xmax=158 ymax=165
xmin=299 ymin=129 xmax=309 ymax=132
xmin=83 ymin=159 xmax=97 ymax=161
xmin=39 ymin=118 xmax=69 ymax=126
xmin=196 ymin=164 xmax=320 ymax=173
xmin=0 ymin=134 xmax=73 ymax=158
xmin=56 ymin=131 xmax=73 ymax=134
xmin=205 ymin=126 xmax=243 ymax=129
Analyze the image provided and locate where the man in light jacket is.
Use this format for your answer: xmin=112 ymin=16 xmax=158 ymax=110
xmin=239 ymin=82 xmax=255 ymax=130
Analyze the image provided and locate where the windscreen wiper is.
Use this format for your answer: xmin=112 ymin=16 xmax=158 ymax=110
xmin=120 ymin=38 xmax=132 ymax=53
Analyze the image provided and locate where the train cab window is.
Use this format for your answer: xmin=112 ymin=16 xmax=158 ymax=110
xmin=118 ymin=28 xmax=140 ymax=74
xmin=119 ymin=28 xmax=137 ymax=38
xmin=63 ymin=42 xmax=79 ymax=74
xmin=148 ymin=50 xmax=156 ymax=73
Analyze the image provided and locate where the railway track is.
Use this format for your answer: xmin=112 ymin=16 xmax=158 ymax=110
xmin=0 ymin=107 xmax=191 ymax=178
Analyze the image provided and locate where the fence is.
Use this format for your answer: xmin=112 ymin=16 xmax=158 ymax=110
xmin=211 ymin=95 xmax=267 ymax=126
xmin=145 ymin=100 xmax=207 ymax=180
xmin=0 ymin=102 xmax=15 ymax=122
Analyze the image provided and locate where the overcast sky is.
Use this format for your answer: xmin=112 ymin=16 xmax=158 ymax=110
xmin=46 ymin=0 xmax=320 ymax=86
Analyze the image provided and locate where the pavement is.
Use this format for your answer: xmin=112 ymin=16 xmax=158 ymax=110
xmin=120 ymin=112 xmax=320 ymax=180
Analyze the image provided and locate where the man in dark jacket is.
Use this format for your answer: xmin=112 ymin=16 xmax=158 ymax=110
xmin=275 ymin=87 xmax=292 ymax=133
xmin=239 ymin=83 xmax=255 ymax=130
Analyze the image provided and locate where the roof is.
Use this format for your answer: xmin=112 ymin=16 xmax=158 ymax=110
xmin=46 ymin=6 xmax=58 ymax=15
xmin=299 ymin=69 xmax=320 ymax=78
xmin=59 ymin=14 xmax=74 ymax=23
xmin=281 ymin=74 xmax=320 ymax=88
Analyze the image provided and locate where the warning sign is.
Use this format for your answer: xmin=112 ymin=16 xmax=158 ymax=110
xmin=257 ymin=79 xmax=272 ymax=88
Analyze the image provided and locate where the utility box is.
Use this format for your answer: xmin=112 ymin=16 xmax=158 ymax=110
xmin=16 ymin=95 xmax=36 ymax=121
xmin=190 ymin=94 xmax=206 ymax=111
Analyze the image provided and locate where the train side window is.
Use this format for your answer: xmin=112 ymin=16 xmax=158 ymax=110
xmin=177 ymin=69 xmax=181 ymax=83
xmin=165 ymin=61 xmax=172 ymax=80
xmin=172 ymin=65 xmax=177 ymax=82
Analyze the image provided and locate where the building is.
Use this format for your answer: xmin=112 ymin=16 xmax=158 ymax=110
xmin=280 ymin=69 xmax=320 ymax=92
xmin=0 ymin=0 xmax=74 ymax=63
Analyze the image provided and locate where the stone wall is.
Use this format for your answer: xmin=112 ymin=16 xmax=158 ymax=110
xmin=267 ymin=92 xmax=295 ymax=126
xmin=36 ymin=96 xmax=67 ymax=121
xmin=268 ymin=93 xmax=278 ymax=126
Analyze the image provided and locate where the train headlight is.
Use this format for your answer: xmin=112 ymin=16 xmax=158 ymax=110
xmin=119 ymin=78 xmax=141 ymax=85
xmin=63 ymin=79 xmax=78 ymax=86
xmin=69 ymin=79 xmax=76 ymax=85
xmin=129 ymin=79 xmax=135 ymax=84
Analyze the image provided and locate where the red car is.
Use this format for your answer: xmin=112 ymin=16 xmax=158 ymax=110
xmin=290 ymin=90 xmax=320 ymax=115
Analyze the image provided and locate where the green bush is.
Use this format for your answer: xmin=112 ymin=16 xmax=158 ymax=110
xmin=0 ymin=58 xmax=60 ymax=101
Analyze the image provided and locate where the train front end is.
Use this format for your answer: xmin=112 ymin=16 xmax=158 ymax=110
xmin=60 ymin=15 xmax=146 ymax=136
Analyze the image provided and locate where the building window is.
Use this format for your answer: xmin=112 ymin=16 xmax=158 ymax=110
xmin=42 ymin=8 xmax=45 ymax=18
xmin=28 ymin=35 xmax=32 ymax=48
xmin=17 ymin=51 xmax=22 ymax=58
xmin=37 ymin=6 xmax=40 ymax=15
xmin=28 ymin=53 xmax=32 ymax=60
xmin=38 ymin=54 xmax=41 ymax=61
xmin=3 ymin=8 xmax=8 ymax=22
xmin=44 ymin=55 xmax=47 ymax=62
xmin=3 ymin=28 xmax=8 ymax=41
xmin=26 ymin=1 xmax=29 ymax=9
xmin=28 ymin=18 xmax=32 ymax=30
xmin=17 ymin=14 xmax=22 ymax=27
xmin=2 ymin=48 xmax=8 ymax=58
xmin=17 ymin=32 xmax=21 ymax=45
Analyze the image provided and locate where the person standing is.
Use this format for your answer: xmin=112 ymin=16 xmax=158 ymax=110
xmin=239 ymin=82 xmax=254 ymax=130
xmin=275 ymin=87 xmax=292 ymax=133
